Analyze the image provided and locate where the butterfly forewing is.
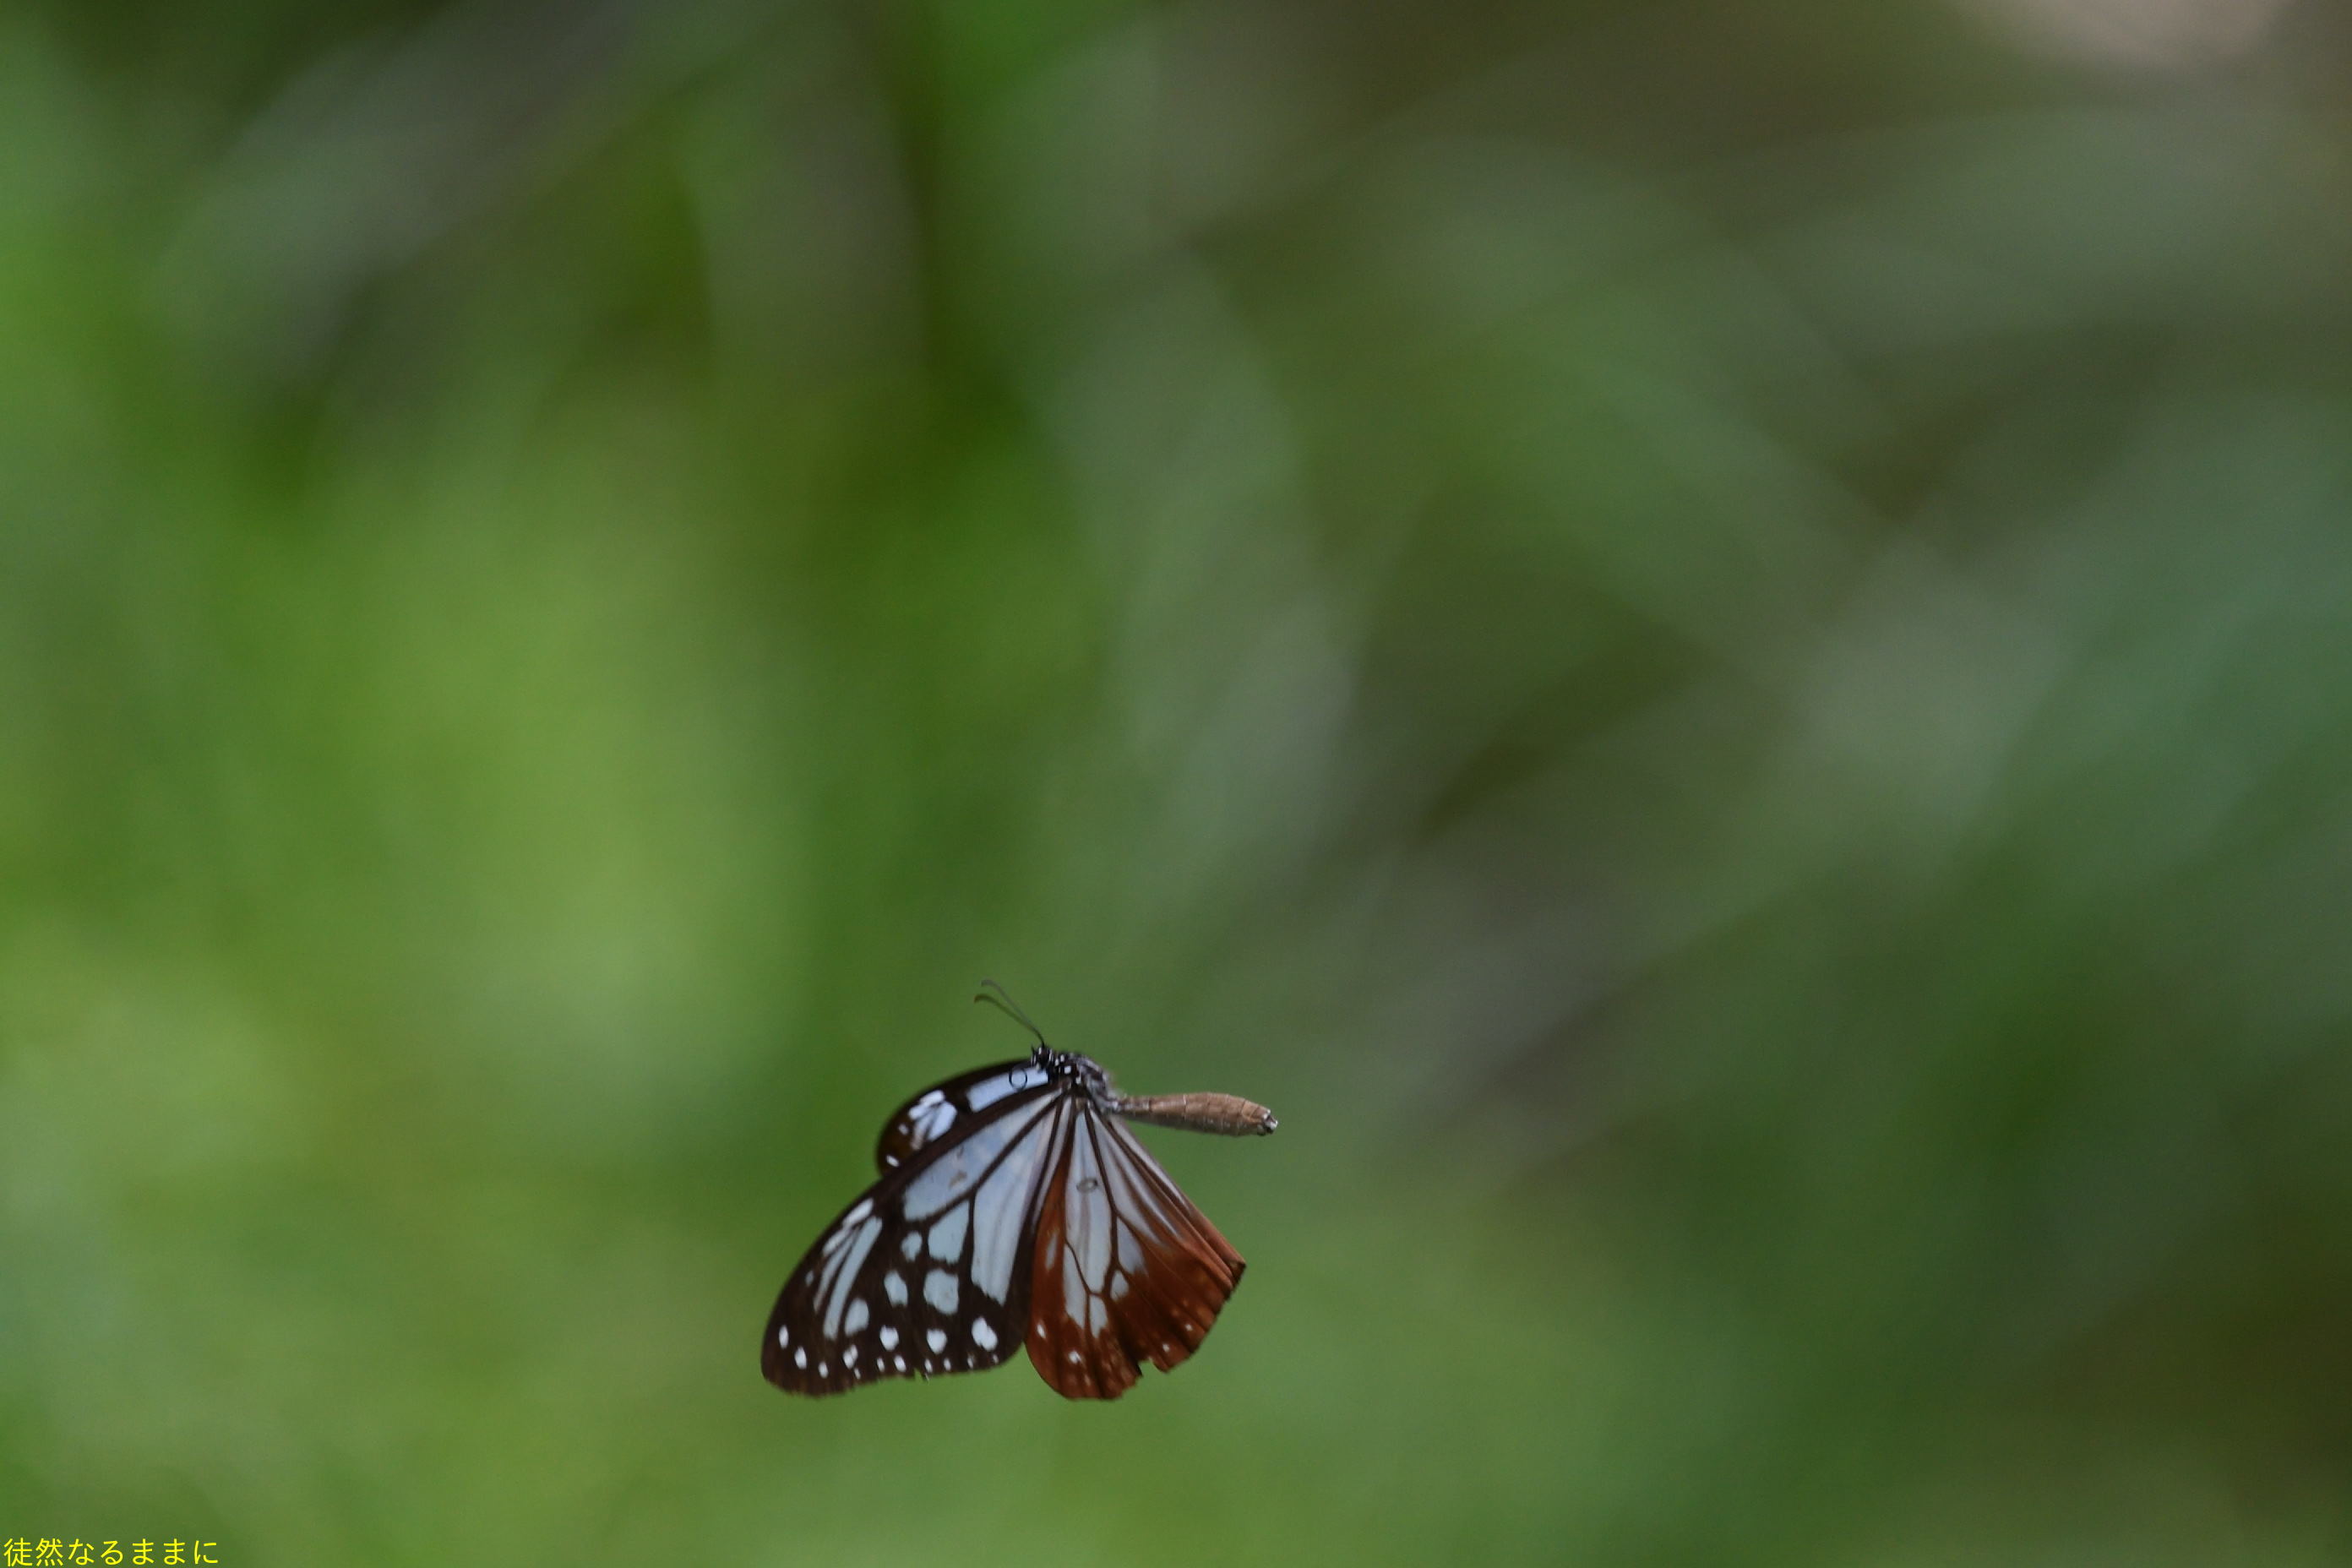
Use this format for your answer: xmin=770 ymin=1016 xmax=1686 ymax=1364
xmin=1025 ymin=1104 xmax=1247 ymax=1399
xmin=873 ymin=1058 xmax=1049 ymax=1174
xmin=764 ymin=1064 xmax=1062 ymax=1396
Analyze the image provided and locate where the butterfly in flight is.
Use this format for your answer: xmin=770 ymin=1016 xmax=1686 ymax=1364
xmin=763 ymin=984 xmax=1278 ymax=1400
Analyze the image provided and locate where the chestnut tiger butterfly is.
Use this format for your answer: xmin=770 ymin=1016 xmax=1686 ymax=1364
xmin=763 ymin=985 xmax=1278 ymax=1400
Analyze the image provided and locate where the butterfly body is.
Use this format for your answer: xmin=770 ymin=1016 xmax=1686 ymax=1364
xmin=764 ymin=1042 xmax=1270 ymax=1401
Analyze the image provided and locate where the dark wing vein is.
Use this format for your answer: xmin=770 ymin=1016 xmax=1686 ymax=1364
xmin=1024 ymin=1102 xmax=1246 ymax=1400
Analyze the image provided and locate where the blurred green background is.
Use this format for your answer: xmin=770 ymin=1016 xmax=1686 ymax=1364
xmin=6 ymin=0 xmax=2352 ymax=1562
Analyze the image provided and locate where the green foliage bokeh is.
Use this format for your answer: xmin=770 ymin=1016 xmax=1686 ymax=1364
xmin=4 ymin=1 xmax=2352 ymax=1563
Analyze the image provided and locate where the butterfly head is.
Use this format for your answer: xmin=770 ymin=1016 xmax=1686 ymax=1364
xmin=981 ymin=986 xmax=1113 ymax=1104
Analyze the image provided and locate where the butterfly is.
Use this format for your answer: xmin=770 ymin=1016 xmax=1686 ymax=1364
xmin=762 ymin=986 xmax=1278 ymax=1400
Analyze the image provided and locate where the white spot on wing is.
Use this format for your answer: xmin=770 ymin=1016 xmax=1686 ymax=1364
xmin=928 ymin=1206 xmax=969 ymax=1262
xmin=971 ymin=1106 xmax=1060 ymax=1301
xmin=879 ymin=1326 xmax=898 ymax=1350
xmin=1070 ymin=1120 xmax=1112 ymax=1290
xmin=819 ymin=1217 xmax=882 ymax=1340
xmin=793 ymin=1346 xmax=807 ymax=1369
xmin=923 ymin=1269 xmax=960 ymax=1315
xmin=963 ymin=1067 xmax=1035 ymax=1112
xmin=843 ymin=1298 xmax=869 ymax=1337
xmin=776 ymin=1324 xmax=789 ymax=1348
xmin=900 ymin=1232 xmax=923 ymax=1260
xmin=883 ymin=1271 xmax=907 ymax=1306
xmin=972 ymin=1318 xmax=998 ymax=1351
xmin=926 ymin=1328 xmax=947 ymax=1353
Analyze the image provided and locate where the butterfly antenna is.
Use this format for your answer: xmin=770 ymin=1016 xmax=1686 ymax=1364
xmin=973 ymin=979 xmax=1048 ymax=1045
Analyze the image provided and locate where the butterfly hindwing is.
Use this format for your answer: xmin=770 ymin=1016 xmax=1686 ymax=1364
xmin=1024 ymin=1103 xmax=1247 ymax=1399
xmin=764 ymin=1070 xmax=1065 ymax=1396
